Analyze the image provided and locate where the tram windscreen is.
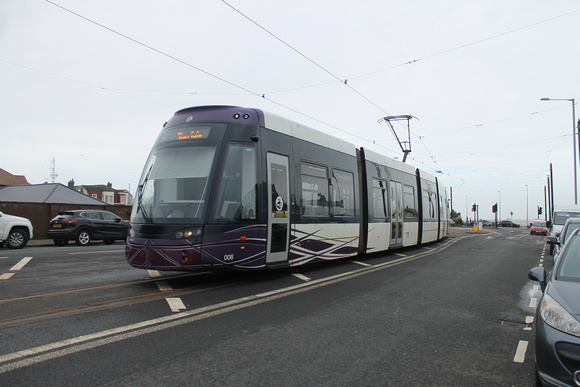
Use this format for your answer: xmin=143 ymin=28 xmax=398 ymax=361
xmin=133 ymin=146 xmax=217 ymax=224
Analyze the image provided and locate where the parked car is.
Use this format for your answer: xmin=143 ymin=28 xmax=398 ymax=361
xmin=47 ymin=210 xmax=129 ymax=246
xmin=529 ymin=228 xmax=580 ymax=386
xmin=547 ymin=217 xmax=580 ymax=263
xmin=0 ymin=211 xmax=33 ymax=249
xmin=500 ymin=220 xmax=520 ymax=228
xmin=530 ymin=220 xmax=548 ymax=235
xmin=549 ymin=205 xmax=580 ymax=255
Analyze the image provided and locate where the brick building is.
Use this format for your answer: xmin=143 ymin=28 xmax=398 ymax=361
xmin=0 ymin=183 xmax=132 ymax=239
xmin=68 ymin=180 xmax=133 ymax=206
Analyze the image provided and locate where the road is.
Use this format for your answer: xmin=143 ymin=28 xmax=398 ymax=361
xmin=0 ymin=227 xmax=546 ymax=386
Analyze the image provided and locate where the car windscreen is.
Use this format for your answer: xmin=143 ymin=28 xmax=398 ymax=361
xmin=554 ymin=212 xmax=580 ymax=225
xmin=52 ymin=213 xmax=75 ymax=221
xmin=557 ymin=236 xmax=580 ymax=281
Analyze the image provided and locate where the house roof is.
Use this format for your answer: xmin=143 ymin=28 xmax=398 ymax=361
xmin=79 ymin=184 xmax=119 ymax=193
xmin=0 ymin=168 xmax=30 ymax=186
xmin=0 ymin=183 xmax=107 ymax=205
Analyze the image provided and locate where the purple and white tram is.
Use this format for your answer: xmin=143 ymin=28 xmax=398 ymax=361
xmin=126 ymin=106 xmax=449 ymax=271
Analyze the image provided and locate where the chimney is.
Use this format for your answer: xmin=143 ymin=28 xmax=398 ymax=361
xmin=68 ymin=179 xmax=75 ymax=188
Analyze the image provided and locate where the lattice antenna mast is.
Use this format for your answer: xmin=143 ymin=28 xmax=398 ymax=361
xmin=49 ymin=156 xmax=58 ymax=183
xmin=378 ymin=115 xmax=418 ymax=162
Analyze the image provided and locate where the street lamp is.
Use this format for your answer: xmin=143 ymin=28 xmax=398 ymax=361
xmin=498 ymin=190 xmax=501 ymax=222
xmin=541 ymin=97 xmax=577 ymax=204
xmin=526 ymin=184 xmax=529 ymax=226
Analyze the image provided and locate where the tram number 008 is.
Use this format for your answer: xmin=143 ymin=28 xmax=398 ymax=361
xmin=223 ymin=254 xmax=235 ymax=261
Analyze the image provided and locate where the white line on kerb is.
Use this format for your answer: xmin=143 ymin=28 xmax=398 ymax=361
xmin=529 ymin=298 xmax=538 ymax=308
xmin=10 ymin=257 xmax=32 ymax=271
xmin=514 ymin=340 xmax=528 ymax=363
xmin=147 ymin=270 xmax=161 ymax=279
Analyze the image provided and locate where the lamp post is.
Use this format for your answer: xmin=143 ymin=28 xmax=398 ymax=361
xmin=498 ymin=190 xmax=501 ymax=223
xmin=541 ymin=97 xmax=577 ymax=204
xmin=526 ymin=184 xmax=529 ymax=226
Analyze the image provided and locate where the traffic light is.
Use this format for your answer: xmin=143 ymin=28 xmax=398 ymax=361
xmin=492 ymin=203 xmax=497 ymax=213
xmin=538 ymin=206 xmax=543 ymax=216
xmin=472 ymin=204 xmax=476 ymax=212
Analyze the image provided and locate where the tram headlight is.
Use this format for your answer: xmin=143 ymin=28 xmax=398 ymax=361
xmin=175 ymin=227 xmax=202 ymax=239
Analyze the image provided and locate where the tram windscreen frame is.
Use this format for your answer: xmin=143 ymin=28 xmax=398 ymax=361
xmin=132 ymin=123 xmax=227 ymax=225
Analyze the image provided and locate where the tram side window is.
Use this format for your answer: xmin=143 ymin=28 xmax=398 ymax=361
xmin=372 ymin=179 xmax=387 ymax=219
xmin=332 ymin=169 xmax=355 ymax=217
xmin=301 ymin=162 xmax=329 ymax=217
xmin=403 ymin=185 xmax=417 ymax=219
xmin=422 ymin=189 xmax=437 ymax=220
xmin=212 ymin=144 xmax=257 ymax=221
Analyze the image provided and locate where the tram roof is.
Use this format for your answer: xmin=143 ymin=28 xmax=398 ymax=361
xmin=262 ymin=111 xmax=356 ymax=156
xmin=362 ymin=148 xmax=417 ymax=175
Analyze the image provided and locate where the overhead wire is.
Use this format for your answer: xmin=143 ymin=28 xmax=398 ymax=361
xmin=43 ymin=0 xmax=389 ymax=150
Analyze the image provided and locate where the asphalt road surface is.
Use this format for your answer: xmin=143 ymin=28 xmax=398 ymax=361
xmin=0 ymin=227 xmax=546 ymax=386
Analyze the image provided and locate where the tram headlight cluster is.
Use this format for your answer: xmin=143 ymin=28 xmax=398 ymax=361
xmin=175 ymin=227 xmax=202 ymax=239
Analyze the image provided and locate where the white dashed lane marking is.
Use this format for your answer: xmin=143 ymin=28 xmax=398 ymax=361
xmin=10 ymin=257 xmax=32 ymax=271
xmin=514 ymin=340 xmax=529 ymax=363
xmin=166 ymin=298 xmax=186 ymax=312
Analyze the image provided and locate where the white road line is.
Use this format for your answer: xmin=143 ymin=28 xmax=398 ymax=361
xmin=0 ymin=273 xmax=15 ymax=280
xmin=529 ymin=298 xmax=538 ymax=308
xmin=166 ymin=298 xmax=186 ymax=312
xmin=156 ymin=281 xmax=172 ymax=292
xmin=395 ymin=253 xmax=407 ymax=257
xmin=291 ymin=273 xmax=311 ymax=282
xmin=514 ymin=340 xmax=529 ymax=363
xmin=147 ymin=270 xmax=161 ymax=279
xmin=352 ymin=261 xmax=372 ymax=267
xmin=526 ymin=316 xmax=534 ymax=324
xmin=0 ymin=235 xmax=466 ymax=373
xmin=533 ymin=285 xmax=540 ymax=293
xmin=10 ymin=257 xmax=32 ymax=271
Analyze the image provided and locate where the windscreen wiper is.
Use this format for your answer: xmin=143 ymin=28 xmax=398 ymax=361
xmin=136 ymin=165 xmax=153 ymax=224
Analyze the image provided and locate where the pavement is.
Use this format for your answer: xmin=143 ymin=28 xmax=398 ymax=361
xmin=27 ymin=239 xmax=56 ymax=247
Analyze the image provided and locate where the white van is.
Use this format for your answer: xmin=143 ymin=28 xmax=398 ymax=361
xmin=549 ymin=205 xmax=580 ymax=254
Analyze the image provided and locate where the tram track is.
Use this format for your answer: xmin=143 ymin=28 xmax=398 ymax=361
xmin=0 ymin=233 xmax=470 ymax=332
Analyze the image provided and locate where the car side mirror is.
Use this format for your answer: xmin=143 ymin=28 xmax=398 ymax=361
xmin=546 ymin=236 xmax=559 ymax=245
xmin=115 ymin=218 xmax=121 ymax=223
xmin=528 ymin=266 xmax=547 ymax=293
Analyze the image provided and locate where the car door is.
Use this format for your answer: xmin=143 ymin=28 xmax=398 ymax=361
xmin=100 ymin=211 xmax=125 ymax=238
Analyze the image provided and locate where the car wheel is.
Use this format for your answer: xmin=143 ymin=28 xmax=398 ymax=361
xmin=103 ymin=239 xmax=114 ymax=245
xmin=53 ymin=240 xmax=69 ymax=247
xmin=7 ymin=228 xmax=29 ymax=249
xmin=75 ymin=230 xmax=91 ymax=246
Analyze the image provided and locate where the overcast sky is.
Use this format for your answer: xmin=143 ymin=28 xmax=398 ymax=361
xmin=1 ymin=0 xmax=579 ymax=223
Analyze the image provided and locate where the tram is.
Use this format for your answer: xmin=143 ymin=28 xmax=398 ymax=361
xmin=126 ymin=105 xmax=450 ymax=271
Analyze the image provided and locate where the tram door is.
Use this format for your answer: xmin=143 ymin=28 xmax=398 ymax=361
xmin=266 ymin=153 xmax=290 ymax=263
xmin=390 ymin=181 xmax=403 ymax=246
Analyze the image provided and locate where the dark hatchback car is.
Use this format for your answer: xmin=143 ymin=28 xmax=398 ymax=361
xmin=47 ymin=210 xmax=130 ymax=246
xmin=501 ymin=220 xmax=521 ymax=228
xmin=529 ymin=228 xmax=580 ymax=386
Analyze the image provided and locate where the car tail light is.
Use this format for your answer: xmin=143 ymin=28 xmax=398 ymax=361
xmin=62 ymin=218 xmax=79 ymax=224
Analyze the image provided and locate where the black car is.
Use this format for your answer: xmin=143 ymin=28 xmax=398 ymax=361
xmin=528 ymin=228 xmax=580 ymax=386
xmin=47 ymin=210 xmax=130 ymax=246
xmin=500 ymin=220 xmax=520 ymax=228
